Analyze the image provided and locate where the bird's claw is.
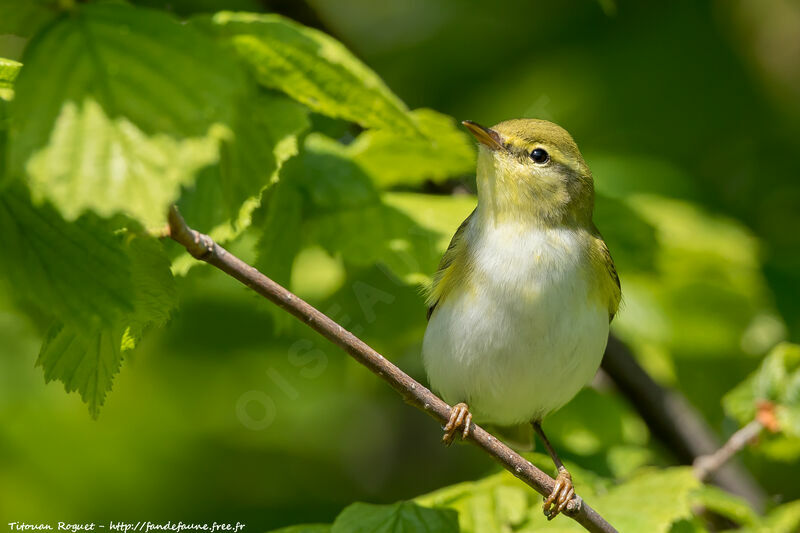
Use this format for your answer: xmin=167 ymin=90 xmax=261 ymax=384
xmin=442 ymin=402 xmax=472 ymax=445
xmin=543 ymin=467 xmax=574 ymax=520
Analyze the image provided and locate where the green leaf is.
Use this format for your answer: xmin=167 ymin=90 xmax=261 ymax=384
xmin=0 ymin=58 xmax=16 ymax=175
xmin=544 ymin=387 xmax=649 ymax=461
xmin=37 ymin=322 xmax=126 ymax=418
xmin=265 ymin=503 xmax=459 ymax=533
xmin=591 ymin=468 xmax=699 ymax=533
xmin=253 ymin=136 xmax=479 ymax=294
xmin=255 ymin=139 xmax=443 ymax=294
xmin=382 ymin=191 xmax=476 ymax=260
xmin=331 ymin=501 xmax=459 ymax=533
xmin=176 ymin=91 xmax=309 ymax=244
xmin=668 ymin=519 xmax=707 ymax=533
xmin=307 ymin=200 xmax=441 ymax=285
xmin=255 ymin=134 xmax=477 ymax=290
xmin=723 ymin=342 xmax=800 ymax=437
xmin=255 ymin=180 xmax=304 ymax=289
xmin=35 ymin=234 xmax=176 ymax=418
xmin=416 ymin=464 xmax=697 ymax=533
xmin=417 ymin=475 xmax=533 ymax=533
xmin=778 ymin=405 xmax=800 ymax=438
xmin=761 ymin=500 xmax=800 ymax=533
xmin=0 ymin=185 xmax=133 ymax=328
xmin=131 ymin=0 xmax=263 ymax=17
xmin=0 ymin=185 xmax=176 ymax=416
xmin=250 ymin=170 xmax=306 ymax=331
xmin=290 ymin=133 xmax=379 ymax=210
xmin=0 ymin=57 xmax=22 ymax=101
xmin=416 ymin=456 xmax=608 ymax=533
xmin=126 ymin=235 xmax=179 ymax=335
xmin=0 ymin=0 xmax=54 ymax=37
xmin=690 ymin=485 xmax=759 ymax=528
xmin=1 ymin=103 xmax=7 ymax=177
xmin=202 ymin=12 xmax=418 ymax=135
xmin=753 ymin=344 xmax=800 ymax=401
xmin=738 ymin=500 xmax=800 ymax=533
xmin=26 ymin=99 xmax=226 ymax=229
xmin=347 ymin=108 xmax=475 ymax=188
xmin=613 ymin=195 xmax=780 ymax=366
xmin=216 ymin=92 xmax=309 ymax=216
xmin=9 ymin=2 xmax=247 ymax=227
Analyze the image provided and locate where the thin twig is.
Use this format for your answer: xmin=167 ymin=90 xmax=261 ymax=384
xmin=166 ymin=206 xmax=618 ymax=533
xmin=693 ymin=420 xmax=763 ymax=482
xmin=601 ymin=337 xmax=767 ymax=510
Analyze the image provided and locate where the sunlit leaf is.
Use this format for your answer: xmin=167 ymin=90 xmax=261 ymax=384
xmin=416 ymin=464 xmax=696 ymax=533
xmin=0 ymin=57 xmax=21 ymax=101
xmin=27 ymin=99 xmax=226 ymax=229
xmin=9 ymin=2 xmax=247 ymax=227
xmin=332 ymin=501 xmax=459 ymax=533
xmin=202 ymin=12 xmax=418 ymax=135
xmin=0 ymin=58 xmax=17 ymax=174
xmin=348 ymin=108 xmax=475 ymax=187
xmin=382 ymin=192 xmax=476 ymax=254
xmin=416 ymin=473 xmax=535 ymax=533
xmin=415 ymin=455 xmax=606 ymax=533
xmin=589 ymin=468 xmax=699 ymax=533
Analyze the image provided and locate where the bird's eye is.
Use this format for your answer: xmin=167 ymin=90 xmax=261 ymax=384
xmin=530 ymin=148 xmax=549 ymax=164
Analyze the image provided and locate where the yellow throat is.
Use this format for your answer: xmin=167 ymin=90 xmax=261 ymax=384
xmin=427 ymin=118 xmax=620 ymax=322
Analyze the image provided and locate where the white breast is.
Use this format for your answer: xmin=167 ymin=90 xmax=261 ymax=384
xmin=422 ymin=220 xmax=609 ymax=425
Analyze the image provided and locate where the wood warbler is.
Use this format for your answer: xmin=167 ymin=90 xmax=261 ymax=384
xmin=422 ymin=119 xmax=620 ymax=519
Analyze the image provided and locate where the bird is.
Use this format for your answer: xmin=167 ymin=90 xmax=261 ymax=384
xmin=422 ymin=118 xmax=620 ymax=520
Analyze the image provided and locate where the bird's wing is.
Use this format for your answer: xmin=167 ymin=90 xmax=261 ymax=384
xmin=426 ymin=209 xmax=475 ymax=320
xmin=591 ymin=227 xmax=621 ymax=322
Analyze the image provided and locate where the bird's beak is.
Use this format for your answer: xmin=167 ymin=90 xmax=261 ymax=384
xmin=462 ymin=120 xmax=504 ymax=151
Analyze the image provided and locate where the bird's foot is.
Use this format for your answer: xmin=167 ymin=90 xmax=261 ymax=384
xmin=442 ymin=402 xmax=472 ymax=445
xmin=543 ymin=467 xmax=574 ymax=520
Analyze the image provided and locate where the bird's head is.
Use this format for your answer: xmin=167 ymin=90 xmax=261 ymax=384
xmin=463 ymin=119 xmax=594 ymax=228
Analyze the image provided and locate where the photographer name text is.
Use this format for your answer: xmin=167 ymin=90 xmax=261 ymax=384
xmin=8 ymin=523 xmax=245 ymax=533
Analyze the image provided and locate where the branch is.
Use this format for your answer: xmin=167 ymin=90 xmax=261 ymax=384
xmin=601 ymin=337 xmax=766 ymax=510
xmin=692 ymin=420 xmax=763 ymax=482
xmin=166 ymin=206 xmax=618 ymax=533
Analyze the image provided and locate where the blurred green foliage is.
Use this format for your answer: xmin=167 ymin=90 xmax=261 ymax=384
xmin=724 ymin=343 xmax=800 ymax=441
xmin=2 ymin=1 xmax=800 ymax=532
